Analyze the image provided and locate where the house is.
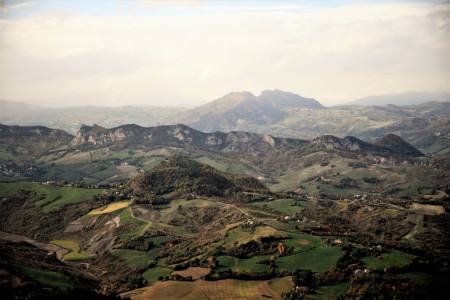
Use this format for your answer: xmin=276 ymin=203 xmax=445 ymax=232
xmin=349 ymin=263 xmax=359 ymax=269
xmin=333 ymin=238 xmax=343 ymax=245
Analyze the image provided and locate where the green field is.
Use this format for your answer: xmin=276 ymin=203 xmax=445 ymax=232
xmin=311 ymin=282 xmax=349 ymax=299
xmin=0 ymin=182 xmax=102 ymax=212
xmin=195 ymin=157 xmax=229 ymax=172
xmin=51 ymin=240 xmax=90 ymax=260
xmin=15 ymin=265 xmax=73 ymax=289
xmin=195 ymin=156 xmax=248 ymax=175
xmin=276 ymin=246 xmax=343 ymax=272
xmin=360 ymin=249 xmax=415 ymax=270
xmin=114 ymin=208 xmax=148 ymax=240
xmin=0 ymin=144 xmax=18 ymax=160
xmin=142 ymin=267 xmax=173 ymax=283
xmin=216 ymin=255 xmax=271 ymax=272
xmin=250 ymin=199 xmax=309 ymax=215
xmin=280 ymin=232 xmax=322 ymax=252
xmin=110 ymin=249 xmax=155 ymax=269
xmin=224 ymin=226 xmax=280 ymax=246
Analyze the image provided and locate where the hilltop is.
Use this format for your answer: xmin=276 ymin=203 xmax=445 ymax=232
xmin=129 ymin=156 xmax=266 ymax=197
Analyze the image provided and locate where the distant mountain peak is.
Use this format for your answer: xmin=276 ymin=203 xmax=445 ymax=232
xmin=177 ymin=89 xmax=324 ymax=132
xmin=348 ymin=91 xmax=450 ymax=106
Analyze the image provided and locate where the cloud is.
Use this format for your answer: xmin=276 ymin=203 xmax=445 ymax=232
xmin=0 ymin=1 xmax=448 ymax=107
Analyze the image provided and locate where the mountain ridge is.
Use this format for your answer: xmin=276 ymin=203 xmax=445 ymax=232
xmin=346 ymin=91 xmax=450 ymax=106
xmin=1 ymin=122 xmax=423 ymax=160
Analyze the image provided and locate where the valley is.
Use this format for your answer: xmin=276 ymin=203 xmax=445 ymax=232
xmin=0 ymin=123 xmax=449 ymax=299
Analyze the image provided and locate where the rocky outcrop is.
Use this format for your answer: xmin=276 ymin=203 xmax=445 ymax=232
xmin=71 ymin=123 xmax=425 ymax=160
xmin=71 ymin=123 xmax=308 ymax=156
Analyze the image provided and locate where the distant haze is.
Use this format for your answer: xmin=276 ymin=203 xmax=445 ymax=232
xmin=0 ymin=0 xmax=449 ymax=107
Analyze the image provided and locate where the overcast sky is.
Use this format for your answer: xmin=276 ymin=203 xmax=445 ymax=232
xmin=0 ymin=0 xmax=448 ymax=107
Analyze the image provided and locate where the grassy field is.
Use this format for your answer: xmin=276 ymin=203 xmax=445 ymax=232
xmin=360 ymin=249 xmax=415 ymax=270
xmin=142 ymin=267 xmax=173 ymax=283
xmin=110 ymin=249 xmax=155 ymax=269
xmin=216 ymin=255 xmax=272 ymax=272
xmin=15 ymin=265 xmax=73 ymax=289
xmin=280 ymin=232 xmax=322 ymax=252
xmin=194 ymin=157 xmax=248 ymax=175
xmin=0 ymin=144 xmax=18 ymax=160
xmin=311 ymin=282 xmax=349 ymax=299
xmin=51 ymin=240 xmax=90 ymax=260
xmin=114 ymin=207 xmax=148 ymax=240
xmin=129 ymin=279 xmax=285 ymax=300
xmin=224 ymin=226 xmax=280 ymax=246
xmin=250 ymin=199 xmax=309 ymax=215
xmin=0 ymin=182 xmax=101 ymax=212
xmin=276 ymin=246 xmax=343 ymax=272
xmin=195 ymin=157 xmax=229 ymax=172
xmin=88 ymin=201 xmax=131 ymax=215
xmin=268 ymin=276 xmax=293 ymax=295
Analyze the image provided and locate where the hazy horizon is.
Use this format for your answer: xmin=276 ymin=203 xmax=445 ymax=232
xmin=1 ymin=0 xmax=449 ymax=108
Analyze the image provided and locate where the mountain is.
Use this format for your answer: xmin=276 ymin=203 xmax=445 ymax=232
xmin=2 ymin=91 xmax=448 ymax=154
xmin=72 ymin=123 xmax=308 ymax=156
xmin=0 ymin=100 xmax=185 ymax=134
xmin=347 ymin=91 xmax=450 ymax=106
xmin=72 ymin=123 xmax=424 ymax=158
xmin=176 ymin=89 xmax=324 ymax=132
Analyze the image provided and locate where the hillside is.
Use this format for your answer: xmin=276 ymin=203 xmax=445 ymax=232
xmin=0 ymin=124 xmax=73 ymax=157
xmin=1 ymin=123 xmax=441 ymax=196
xmin=374 ymin=134 xmax=424 ymax=157
xmin=0 ymin=126 xmax=449 ymax=300
xmin=129 ymin=156 xmax=266 ymax=197
xmin=0 ymin=151 xmax=449 ymax=299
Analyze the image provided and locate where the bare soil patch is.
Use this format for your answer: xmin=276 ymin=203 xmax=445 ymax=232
xmin=88 ymin=201 xmax=131 ymax=215
xmin=410 ymin=203 xmax=445 ymax=215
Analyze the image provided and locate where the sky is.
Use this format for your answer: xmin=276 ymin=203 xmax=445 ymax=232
xmin=0 ymin=0 xmax=448 ymax=107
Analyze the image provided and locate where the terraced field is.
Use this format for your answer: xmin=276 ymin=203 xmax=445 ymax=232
xmin=128 ymin=278 xmax=286 ymax=300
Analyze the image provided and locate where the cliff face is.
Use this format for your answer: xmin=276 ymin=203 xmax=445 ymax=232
xmin=71 ymin=124 xmax=423 ymax=159
xmin=70 ymin=123 xmax=308 ymax=155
